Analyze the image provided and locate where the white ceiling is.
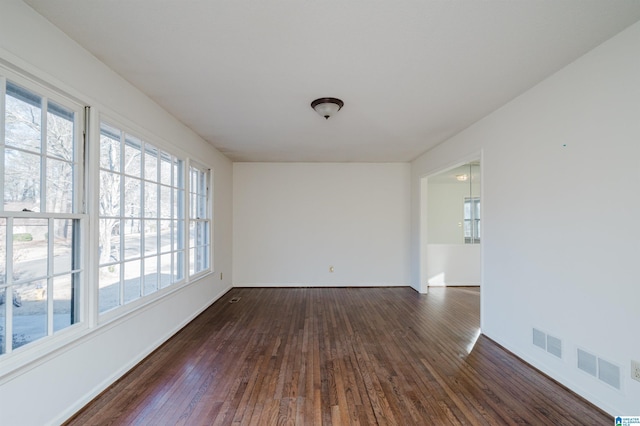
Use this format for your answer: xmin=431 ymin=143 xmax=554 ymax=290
xmin=24 ymin=1 xmax=640 ymax=162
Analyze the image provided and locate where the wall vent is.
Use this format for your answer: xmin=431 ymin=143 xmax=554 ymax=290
xmin=577 ymin=349 xmax=597 ymax=377
xmin=598 ymin=358 xmax=621 ymax=390
xmin=546 ymin=335 xmax=562 ymax=358
xmin=533 ymin=328 xmax=546 ymax=350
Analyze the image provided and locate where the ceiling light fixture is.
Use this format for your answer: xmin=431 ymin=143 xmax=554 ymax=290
xmin=456 ymin=174 xmax=468 ymax=182
xmin=311 ymin=97 xmax=344 ymax=120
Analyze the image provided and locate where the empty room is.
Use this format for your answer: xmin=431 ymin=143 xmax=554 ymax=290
xmin=0 ymin=0 xmax=639 ymax=424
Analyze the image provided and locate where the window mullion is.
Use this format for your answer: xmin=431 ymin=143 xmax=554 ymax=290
xmin=118 ymin=130 xmax=125 ymax=307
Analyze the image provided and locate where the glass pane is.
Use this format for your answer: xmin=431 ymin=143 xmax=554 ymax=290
xmin=474 ymin=200 xmax=481 ymax=218
xmin=53 ymin=273 xmax=77 ymax=332
xmin=175 ymin=159 xmax=184 ymax=189
xmin=143 ymin=256 xmax=158 ymax=296
xmin=463 ymin=220 xmax=471 ymax=239
xmin=189 ymin=221 xmax=195 ymax=250
xmin=160 ymin=253 xmax=172 ymax=288
xmin=196 ymin=221 xmax=209 ymax=247
xmin=197 ymin=195 xmax=207 ymax=220
xmin=189 ymin=247 xmax=195 ymax=276
xmin=144 ymin=146 xmax=158 ymax=182
xmin=0 ymin=289 xmax=5 ymax=353
xmin=47 ymin=100 xmax=74 ymax=161
xmin=176 ymin=220 xmax=185 ymax=251
xmin=160 ymin=152 xmax=172 ymax=186
xmin=13 ymin=219 xmax=48 ymax=282
xmin=4 ymin=148 xmax=41 ymax=212
xmin=13 ymin=282 xmax=47 ymax=350
xmin=176 ymin=188 xmax=185 ymax=220
xmin=464 ymin=200 xmax=471 ymax=220
xmin=5 ymin=81 xmax=42 ymax=153
xmin=124 ymin=135 xmax=142 ymax=178
xmin=123 ymin=219 xmax=141 ymax=260
xmin=159 ymin=185 xmax=172 ymax=219
xmin=100 ymin=134 xmax=120 ymax=172
xmin=123 ymin=260 xmax=141 ymax=304
xmin=144 ymin=220 xmax=158 ymax=255
xmin=53 ymin=219 xmax=73 ymax=274
xmin=159 ymin=220 xmax=172 ymax=254
xmin=99 ymin=218 xmax=121 ymax=265
xmin=144 ymin=182 xmax=157 ymax=218
xmin=124 ymin=177 xmax=141 ymax=217
xmin=175 ymin=250 xmax=185 ymax=282
xmin=47 ymin=158 xmax=74 ymax=213
xmin=99 ymin=172 xmax=118 ymax=216
xmin=99 ymin=171 xmax=120 ymax=217
xmin=0 ymin=218 xmax=6 ymax=285
xmin=99 ymin=264 xmax=120 ymax=313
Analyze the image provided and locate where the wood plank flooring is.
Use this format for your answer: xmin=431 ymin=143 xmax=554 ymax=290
xmin=66 ymin=287 xmax=611 ymax=425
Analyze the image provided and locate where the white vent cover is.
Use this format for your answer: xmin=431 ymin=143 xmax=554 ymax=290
xmin=533 ymin=328 xmax=546 ymax=350
xmin=546 ymin=335 xmax=562 ymax=358
xmin=577 ymin=349 xmax=597 ymax=377
xmin=598 ymin=358 xmax=621 ymax=390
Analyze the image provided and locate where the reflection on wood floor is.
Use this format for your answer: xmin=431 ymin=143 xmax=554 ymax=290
xmin=67 ymin=287 xmax=610 ymax=425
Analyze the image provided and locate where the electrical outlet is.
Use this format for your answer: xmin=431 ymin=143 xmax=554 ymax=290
xmin=632 ymin=360 xmax=640 ymax=382
xmin=329 ymin=266 xmax=334 ymax=273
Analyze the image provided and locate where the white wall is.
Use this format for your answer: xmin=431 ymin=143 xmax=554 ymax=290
xmin=233 ymin=163 xmax=411 ymax=287
xmin=411 ymin=21 xmax=640 ymax=414
xmin=426 ymin=244 xmax=481 ymax=286
xmin=0 ymin=1 xmax=233 ymax=424
xmin=427 ymin=182 xmax=469 ymax=244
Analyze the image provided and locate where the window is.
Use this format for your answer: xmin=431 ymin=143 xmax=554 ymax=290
xmin=98 ymin=121 xmax=185 ymax=313
xmin=0 ymin=77 xmax=84 ymax=355
xmin=464 ymin=197 xmax=480 ymax=244
xmin=188 ymin=164 xmax=210 ymax=276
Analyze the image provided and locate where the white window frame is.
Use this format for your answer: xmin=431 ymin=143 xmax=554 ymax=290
xmin=96 ymin=118 xmax=187 ymax=318
xmin=0 ymin=68 xmax=87 ymax=361
xmin=187 ymin=161 xmax=212 ymax=279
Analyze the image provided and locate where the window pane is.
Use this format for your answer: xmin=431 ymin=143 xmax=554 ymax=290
xmin=159 ymin=220 xmax=172 ymax=254
xmin=124 ymin=136 xmax=141 ymax=178
xmin=159 ymin=185 xmax=172 ymax=219
xmin=143 ymin=256 xmax=158 ymax=296
xmin=0 ymin=290 xmax=5 ymax=354
xmin=160 ymin=253 xmax=171 ymax=288
xmin=144 ymin=182 xmax=157 ymax=217
xmin=47 ymin=100 xmax=74 ymax=161
xmin=4 ymin=148 xmax=41 ymax=212
xmin=53 ymin=219 xmax=74 ymax=274
xmin=13 ymin=282 xmax=47 ymax=350
xmin=144 ymin=220 xmax=158 ymax=255
xmin=100 ymin=131 xmax=120 ymax=172
xmin=0 ymin=218 xmax=6 ymax=285
xmin=99 ymin=264 xmax=120 ymax=313
xmin=99 ymin=218 xmax=120 ymax=265
xmin=144 ymin=146 xmax=158 ymax=182
xmin=47 ymin=158 xmax=73 ymax=213
xmin=123 ymin=219 xmax=141 ymax=260
xmin=53 ymin=273 xmax=77 ymax=333
xmin=13 ymin=219 xmax=48 ymax=282
xmin=175 ymin=251 xmax=184 ymax=282
xmin=124 ymin=178 xmax=141 ymax=217
xmin=5 ymin=81 xmax=42 ymax=153
xmin=160 ymin=152 xmax=172 ymax=186
xmin=123 ymin=260 xmax=141 ymax=304
xmin=99 ymin=171 xmax=120 ymax=217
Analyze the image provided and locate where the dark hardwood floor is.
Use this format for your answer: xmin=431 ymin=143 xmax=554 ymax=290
xmin=66 ymin=287 xmax=610 ymax=425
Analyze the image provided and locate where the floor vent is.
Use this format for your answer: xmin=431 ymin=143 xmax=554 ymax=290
xmin=577 ymin=349 xmax=597 ymax=377
xmin=533 ymin=328 xmax=546 ymax=350
xmin=230 ymin=297 xmax=241 ymax=303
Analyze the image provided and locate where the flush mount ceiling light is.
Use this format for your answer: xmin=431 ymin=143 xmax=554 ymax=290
xmin=456 ymin=174 xmax=468 ymax=182
xmin=311 ymin=97 xmax=344 ymax=120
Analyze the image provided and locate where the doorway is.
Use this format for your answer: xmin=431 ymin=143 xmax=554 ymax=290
xmin=420 ymin=160 xmax=481 ymax=291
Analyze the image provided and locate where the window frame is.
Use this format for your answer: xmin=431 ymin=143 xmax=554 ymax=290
xmin=0 ymin=69 xmax=87 ymax=359
xmin=187 ymin=161 xmax=212 ymax=279
xmin=96 ymin=118 xmax=188 ymax=318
